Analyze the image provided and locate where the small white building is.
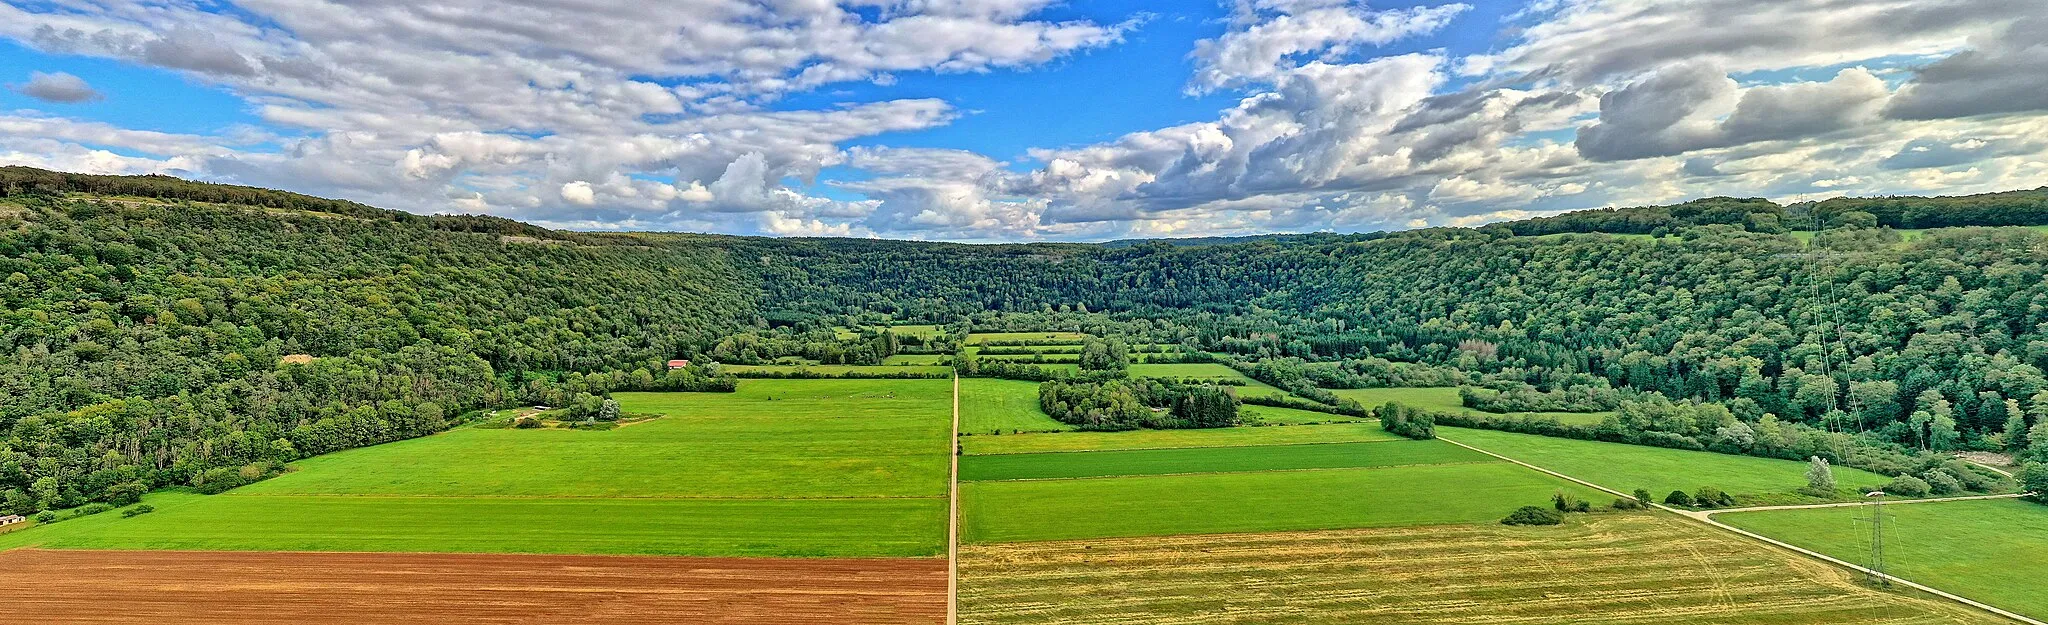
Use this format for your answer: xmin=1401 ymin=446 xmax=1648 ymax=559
xmin=0 ymin=514 xmax=25 ymax=527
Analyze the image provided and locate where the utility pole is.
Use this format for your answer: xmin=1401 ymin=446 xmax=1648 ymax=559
xmin=1863 ymin=490 xmax=1890 ymax=588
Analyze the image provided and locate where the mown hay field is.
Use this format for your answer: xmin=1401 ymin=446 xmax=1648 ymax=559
xmin=1719 ymin=498 xmax=2048 ymax=621
xmin=958 ymin=513 xmax=2007 ymax=625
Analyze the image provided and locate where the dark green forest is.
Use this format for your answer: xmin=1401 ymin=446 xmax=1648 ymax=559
xmin=6 ymin=166 xmax=2048 ymax=513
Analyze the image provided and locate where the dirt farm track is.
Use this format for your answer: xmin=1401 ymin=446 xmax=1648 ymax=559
xmin=0 ymin=549 xmax=948 ymax=624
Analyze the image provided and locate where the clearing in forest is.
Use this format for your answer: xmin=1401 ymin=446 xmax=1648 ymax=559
xmin=956 ymin=513 xmax=2007 ymax=625
xmin=1719 ymin=498 xmax=2048 ymax=621
xmin=1329 ymin=386 xmax=1614 ymax=424
xmin=1441 ymin=426 xmax=1896 ymax=505
xmin=721 ymin=364 xmax=952 ymax=376
xmin=0 ymin=549 xmax=947 ymax=625
xmin=965 ymin=332 xmax=1090 ymax=344
xmin=0 ymin=379 xmax=953 ymax=557
xmin=959 ymin=439 xmax=1489 ymax=481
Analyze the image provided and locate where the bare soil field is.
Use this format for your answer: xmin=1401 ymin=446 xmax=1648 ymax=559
xmin=957 ymin=513 xmax=2004 ymax=625
xmin=0 ymin=549 xmax=947 ymax=625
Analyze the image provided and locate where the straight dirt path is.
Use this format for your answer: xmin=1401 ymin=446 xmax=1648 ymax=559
xmin=1437 ymin=435 xmax=2045 ymax=625
xmin=948 ymin=373 xmax=960 ymax=625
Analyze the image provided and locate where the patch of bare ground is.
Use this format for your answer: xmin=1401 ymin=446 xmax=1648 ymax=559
xmin=0 ymin=549 xmax=947 ymax=625
xmin=958 ymin=513 xmax=2004 ymax=625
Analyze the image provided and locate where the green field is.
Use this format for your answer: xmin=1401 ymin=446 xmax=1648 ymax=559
xmin=721 ymin=364 xmax=952 ymax=376
xmin=961 ymin=439 xmax=1488 ymax=481
xmin=962 ymin=461 xmax=1606 ymax=542
xmin=959 ymin=378 xmax=1073 ymax=434
xmin=1330 ymin=386 xmax=1614 ymax=424
xmin=0 ymin=379 xmax=953 ymax=557
xmin=882 ymin=354 xmax=950 ymax=365
xmin=1441 ymin=426 xmax=1894 ymax=504
xmin=967 ymin=345 xmax=1082 ymax=354
xmin=1240 ymin=403 xmax=1363 ymax=424
xmin=967 ymin=332 xmax=1089 ymax=344
xmin=1126 ymin=363 xmax=1296 ymax=399
xmin=0 ymin=491 xmax=943 ymax=557
xmin=1719 ymin=498 xmax=2048 ymax=620
xmin=962 ymin=422 xmax=1399 ymax=455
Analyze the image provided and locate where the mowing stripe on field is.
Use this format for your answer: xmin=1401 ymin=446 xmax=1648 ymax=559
xmin=1438 ymin=432 xmax=2047 ymax=625
xmin=960 ymin=439 xmax=1490 ymax=481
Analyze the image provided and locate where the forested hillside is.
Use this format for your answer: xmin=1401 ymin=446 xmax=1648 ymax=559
xmin=8 ymin=167 xmax=2048 ymax=512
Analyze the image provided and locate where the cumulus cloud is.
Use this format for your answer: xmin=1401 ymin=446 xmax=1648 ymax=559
xmin=3 ymin=0 xmax=2048 ymax=240
xmin=1886 ymin=16 xmax=2048 ymax=120
xmin=1190 ymin=1 xmax=1469 ymax=91
xmin=13 ymin=71 xmax=102 ymax=103
xmin=1577 ymin=64 xmax=1890 ymax=161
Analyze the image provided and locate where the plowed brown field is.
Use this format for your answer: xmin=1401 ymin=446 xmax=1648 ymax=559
xmin=0 ymin=549 xmax=947 ymax=624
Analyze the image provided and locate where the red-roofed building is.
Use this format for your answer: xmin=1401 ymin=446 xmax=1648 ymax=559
xmin=666 ymin=359 xmax=691 ymax=370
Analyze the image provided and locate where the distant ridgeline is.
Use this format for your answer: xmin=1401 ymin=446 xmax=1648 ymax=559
xmin=1500 ymin=189 xmax=2048 ymax=236
xmin=9 ymin=165 xmax=2048 ymax=513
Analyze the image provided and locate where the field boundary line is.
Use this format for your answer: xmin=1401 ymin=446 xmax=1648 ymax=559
xmin=1439 ymin=434 xmax=2044 ymax=625
xmin=219 ymin=493 xmax=950 ymax=501
xmin=947 ymin=371 xmax=960 ymax=625
xmin=961 ymin=460 xmax=1506 ymax=483
xmin=960 ymin=437 xmax=1427 ymax=457
xmin=1705 ymin=493 xmax=2026 ymax=515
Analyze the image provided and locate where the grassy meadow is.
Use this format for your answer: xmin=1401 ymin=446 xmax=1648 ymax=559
xmin=1441 ymin=426 xmax=1894 ymax=504
xmin=958 ymin=513 xmax=2009 ymax=625
xmin=961 ymin=461 xmax=1608 ymax=543
xmin=966 ymin=332 xmax=1090 ymax=344
xmin=1330 ymin=386 xmax=1614 ymax=424
xmin=960 ymin=439 xmax=1489 ymax=481
xmin=1719 ymin=498 xmax=2048 ymax=621
xmin=958 ymin=378 xmax=1072 ymax=434
xmin=720 ymin=364 xmax=952 ymax=376
xmin=961 ymin=422 xmax=1399 ymax=455
xmin=0 ymin=379 xmax=953 ymax=557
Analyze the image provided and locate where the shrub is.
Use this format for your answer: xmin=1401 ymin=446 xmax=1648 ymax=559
xmin=120 ymin=504 xmax=155 ymax=518
xmin=33 ymin=510 xmax=56 ymax=523
xmin=1502 ymin=506 xmax=1563 ymax=526
xmin=1883 ymin=475 xmax=1931 ymax=498
xmin=1664 ymin=490 xmax=1695 ymax=507
xmin=70 ymin=503 xmax=113 ymax=518
xmin=1610 ymin=497 xmax=1643 ymax=510
xmin=1692 ymin=487 xmax=1736 ymax=509
xmin=104 ymin=481 xmax=148 ymax=507
xmin=1633 ymin=488 xmax=1654 ymax=507
xmin=1920 ymin=468 xmax=1964 ymax=495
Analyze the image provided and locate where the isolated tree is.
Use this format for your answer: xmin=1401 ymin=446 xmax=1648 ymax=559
xmin=1804 ymin=456 xmax=1837 ymax=496
xmin=598 ymin=397 xmax=621 ymax=422
xmin=2021 ymin=464 xmax=2048 ymax=503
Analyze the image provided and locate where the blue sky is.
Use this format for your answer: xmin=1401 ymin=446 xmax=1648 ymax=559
xmin=1 ymin=1 xmax=2044 ymax=241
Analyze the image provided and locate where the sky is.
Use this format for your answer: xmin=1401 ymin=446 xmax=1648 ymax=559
xmin=1 ymin=1 xmax=2045 ymax=242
